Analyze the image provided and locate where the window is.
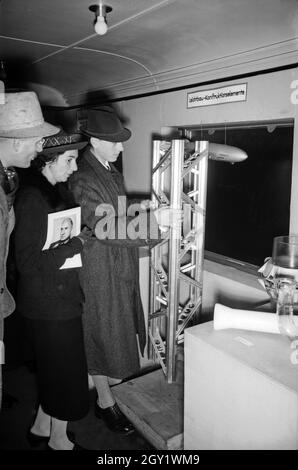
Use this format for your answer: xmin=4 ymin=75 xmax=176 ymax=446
xmin=185 ymin=121 xmax=294 ymax=268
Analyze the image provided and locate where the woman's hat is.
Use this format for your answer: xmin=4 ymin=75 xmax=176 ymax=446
xmin=80 ymin=106 xmax=131 ymax=142
xmin=0 ymin=91 xmax=59 ymax=138
xmin=42 ymin=132 xmax=88 ymax=154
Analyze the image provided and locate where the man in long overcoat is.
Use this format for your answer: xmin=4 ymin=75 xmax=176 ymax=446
xmin=69 ymin=106 xmax=177 ymax=434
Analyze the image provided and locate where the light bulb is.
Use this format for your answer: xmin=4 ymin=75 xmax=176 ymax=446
xmin=94 ymin=15 xmax=108 ymax=35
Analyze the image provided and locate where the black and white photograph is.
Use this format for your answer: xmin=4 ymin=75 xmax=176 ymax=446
xmin=0 ymin=0 xmax=297 ymax=458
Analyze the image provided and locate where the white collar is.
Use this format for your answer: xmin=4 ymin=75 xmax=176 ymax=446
xmin=90 ymin=149 xmax=111 ymax=170
xmin=97 ymin=159 xmax=111 ymax=171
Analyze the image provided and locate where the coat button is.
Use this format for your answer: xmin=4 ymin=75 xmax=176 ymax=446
xmin=0 ymin=288 xmax=4 ymax=294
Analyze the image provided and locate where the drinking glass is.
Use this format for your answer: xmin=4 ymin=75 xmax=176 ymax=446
xmin=272 ymin=236 xmax=298 ymax=339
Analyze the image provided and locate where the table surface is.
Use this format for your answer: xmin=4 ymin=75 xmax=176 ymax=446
xmin=185 ymin=321 xmax=298 ymax=394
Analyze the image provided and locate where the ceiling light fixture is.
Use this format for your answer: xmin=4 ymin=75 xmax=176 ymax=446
xmin=89 ymin=2 xmax=112 ymax=36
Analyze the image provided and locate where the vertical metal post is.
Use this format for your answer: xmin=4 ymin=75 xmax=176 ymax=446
xmin=149 ymin=140 xmax=163 ymax=360
xmin=191 ymin=141 xmax=208 ymax=313
xmin=149 ymin=139 xmax=209 ymax=383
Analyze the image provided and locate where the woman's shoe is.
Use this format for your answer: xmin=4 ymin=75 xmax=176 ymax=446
xmin=45 ymin=431 xmax=80 ymax=450
xmin=73 ymin=443 xmax=86 ymax=450
xmin=27 ymin=429 xmax=74 ymax=447
xmin=66 ymin=430 xmax=76 ymax=443
xmin=94 ymin=402 xmax=135 ymax=434
xmin=27 ymin=430 xmax=50 ymax=447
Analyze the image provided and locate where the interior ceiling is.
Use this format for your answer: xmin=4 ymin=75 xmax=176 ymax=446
xmin=0 ymin=0 xmax=297 ymax=107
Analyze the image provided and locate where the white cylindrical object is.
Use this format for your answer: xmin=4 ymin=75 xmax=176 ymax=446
xmin=214 ymin=303 xmax=280 ymax=334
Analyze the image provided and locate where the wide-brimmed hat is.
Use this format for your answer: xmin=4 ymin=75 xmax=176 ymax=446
xmin=81 ymin=106 xmax=131 ymax=142
xmin=42 ymin=132 xmax=88 ymax=155
xmin=0 ymin=91 xmax=59 ymax=138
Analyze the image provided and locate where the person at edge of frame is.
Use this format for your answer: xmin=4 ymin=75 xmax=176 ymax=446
xmin=0 ymin=91 xmax=59 ymax=412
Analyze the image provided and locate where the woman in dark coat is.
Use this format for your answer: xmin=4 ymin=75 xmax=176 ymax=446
xmin=14 ymin=135 xmax=89 ymax=450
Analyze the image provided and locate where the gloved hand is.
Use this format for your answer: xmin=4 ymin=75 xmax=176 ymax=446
xmin=140 ymin=199 xmax=158 ymax=211
xmin=153 ymin=206 xmax=183 ymax=231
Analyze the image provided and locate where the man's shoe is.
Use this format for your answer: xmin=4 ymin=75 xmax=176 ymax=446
xmin=94 ymin=402 xmax=135 ymax=435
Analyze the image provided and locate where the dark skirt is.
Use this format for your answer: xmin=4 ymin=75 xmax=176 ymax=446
xmin=82 ymin=281 xmax=141 ymax=378
xmin=25 ymin=316 xmax=89 ymax=421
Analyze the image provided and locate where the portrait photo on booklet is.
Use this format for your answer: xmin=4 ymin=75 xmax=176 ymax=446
xmin=42 ymin=206 xmax=82 ymax=269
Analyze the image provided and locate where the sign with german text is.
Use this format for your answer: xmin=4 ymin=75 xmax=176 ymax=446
xmin=187 ymin=83 xmax=247 ymax=108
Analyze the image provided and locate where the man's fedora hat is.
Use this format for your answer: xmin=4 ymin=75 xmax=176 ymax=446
xmin=81 ymin=106 xmax=131 ymax=142
xmin=0 ymin=91 xmax=59 ymax=138
xmin=42 ymin=132 xmax=88 ymax=155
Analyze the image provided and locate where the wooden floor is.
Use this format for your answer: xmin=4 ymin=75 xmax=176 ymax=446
xmin=113 ymin=358 xmax=184 ymax=450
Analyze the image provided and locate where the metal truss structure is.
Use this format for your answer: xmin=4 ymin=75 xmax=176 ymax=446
xmin=149 ymin=139 xmax=209 ymax=383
